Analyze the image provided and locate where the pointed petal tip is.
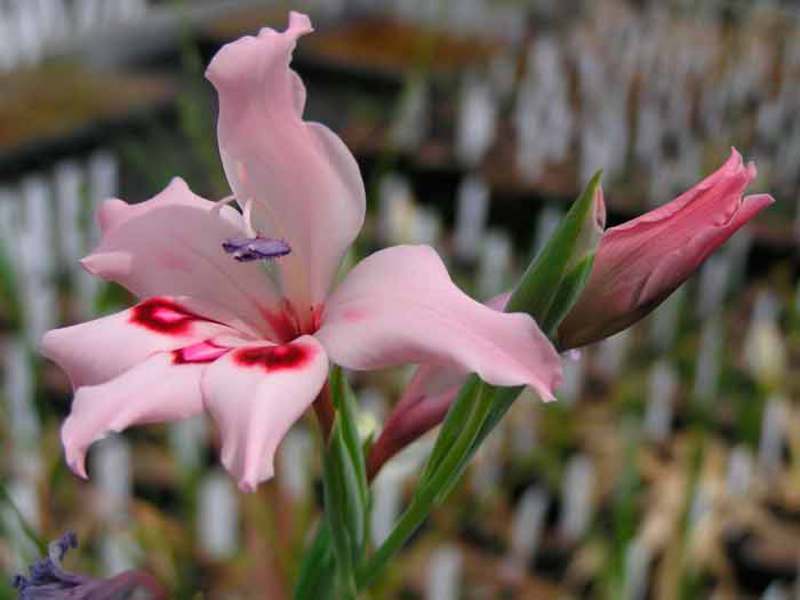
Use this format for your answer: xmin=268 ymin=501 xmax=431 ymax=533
xmin=164 ymin=177 xmax=191 ymax=196
xmin=39 ymin=328 xmax=58 ymax=360
xmin=237 ymin=467 xmax=273 ymax=493
xmin=79 ymin=251 xmax=131 ymax=280
xmin=226 ymin=447 xmax=275 ymax=493
xmin=65 ymin=448 xmax=88 ymax=480
xmin=743 ymin=193 xmax=775 ymax=214
xmin=531 ymin=375 xmax=560 ymax=403
xmin=287 ymin=11 xmax=313 ymax=35
xmin=238 ymin=479 xmax=257 ymax=494
xmin=725 ymin=147 xmax=759 ymax=180
xmin=62 ymin=419 xmax=89 ymax=479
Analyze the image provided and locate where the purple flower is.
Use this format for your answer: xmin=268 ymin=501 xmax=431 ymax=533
xmin=13 ymin=532 xmax=166 ymax=600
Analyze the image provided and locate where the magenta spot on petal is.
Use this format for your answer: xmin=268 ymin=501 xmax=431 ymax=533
xmin=342 ymin=307 xmax=366 ymax=323
xmin=131 ymin=298 xmax=205 ymax=335
xmin=172 ymin=340 xmax=230 ymax=365
xmin=233 ymin=343 xmax=312 ymax=372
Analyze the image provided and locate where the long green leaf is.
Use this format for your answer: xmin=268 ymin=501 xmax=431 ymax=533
xmin=292 ymin=522 xmax=335 ymax=600
xmin=321 ymin=369 xmax=370 ymax=598
xmin=506 ymin=170 xmax=603 ymax=323
xmin=0 ymin=481 xmax=47 ymax=555
xmin=322 ymin=418 xmax=358 ymax=598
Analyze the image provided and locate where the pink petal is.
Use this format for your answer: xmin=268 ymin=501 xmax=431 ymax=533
xmin=317 ymin=245 xmax=562 ymax=401
xmin=206 ymin=12 xmax=366 ymax=325
xmin=201 ymin=335 xmax=329 ymax=492
xmin=366 ymin=291 xmax=515 ymax=478
xmin=81 ymin=178 xmax=287 ymax=340
xmin=62 ymin=351 xmax=211 ymax=479
xmin=41 ymin=296 xmax=240 ymax=389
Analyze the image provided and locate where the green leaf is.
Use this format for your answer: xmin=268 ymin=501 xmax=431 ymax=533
xmin=321 ymin=369 xmax=369 ymax=599
xmin=357 ymin=378 xmax=494 ymax=590
xmin=427 ymin=382 xmax=496 ymax=504
xmin=420 ymin=374 xmax=482 ymax=482
xmin=506 ymin=170 xmax=604 ymax=329
xmin=0 ymin=241 xmax=21 ymax=328
xmin=293 ymin=522 xmax=335 ymax=600
xmin=330 ymin=368 xmax=369 ymax=509
xmin=541 ymin=254 xmax=596 ymax=337
xmin=322 ymin=418 xmax=359 ymax=598
xmin=0 ymin=480 xmax=46 ymax=556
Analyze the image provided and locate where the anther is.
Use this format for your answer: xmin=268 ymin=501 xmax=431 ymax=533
xmin=222 ymin=237 xmax=291 ymax=262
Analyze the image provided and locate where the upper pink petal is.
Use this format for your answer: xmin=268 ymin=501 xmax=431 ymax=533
xmin=62 ymin=351 xmax=211 ymax=479
xmin=81 ymin=178 xmax=287 ymax=340
xmin=201 ymin=335 xmax=329 ymax=492
xmin=206 ymin=12 xmax=366 ymax=324
xmin=316 ymin=245 xmax=562 ymax=401
xmin=558 ymin=149 xmax=774 ymax=349
xmin=41 ymin=296 xmax=241 ymax=389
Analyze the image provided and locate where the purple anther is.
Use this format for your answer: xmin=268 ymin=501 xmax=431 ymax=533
xmin=222 ymin=237 xmax=291 ymax=262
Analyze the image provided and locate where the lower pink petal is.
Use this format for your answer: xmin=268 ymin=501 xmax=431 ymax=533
xmin=317 ymin=245 xmax=562 ymax=401
xmin=62 ymin=352 xmax=210 ymax=478
xmin=201 ymin=335 xmax=329 ymax=492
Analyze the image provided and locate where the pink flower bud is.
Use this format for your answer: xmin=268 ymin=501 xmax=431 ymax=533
xmin=557 ymin=149 xmax=773 ymax=350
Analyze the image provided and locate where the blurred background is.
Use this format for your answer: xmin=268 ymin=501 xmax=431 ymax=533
xmin=0 ymin=0 xmax=798 ymax=598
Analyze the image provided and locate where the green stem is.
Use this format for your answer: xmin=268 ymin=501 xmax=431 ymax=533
xmin=356 ymin=385 xmax=494 ymax=589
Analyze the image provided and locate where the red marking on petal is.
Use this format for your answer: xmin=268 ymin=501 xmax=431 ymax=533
xmin=233 ymin=343 xmax=313 ymax=372
xmin=341 ymin=307 xmax=366 ymax=323
xmin=131 ymin=298 xmax=207 ymax=335
xmin=173 ymin=340 xmax=230 ymax=364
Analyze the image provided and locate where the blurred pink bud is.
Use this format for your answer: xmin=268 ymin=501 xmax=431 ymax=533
xmin=367 ymin=363 xmax=462 ymax=479
xmin=557 ymin=149 xmax=773 ymax=350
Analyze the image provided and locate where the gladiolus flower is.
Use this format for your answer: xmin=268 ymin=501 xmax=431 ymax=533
xmin=368 ymin=150 xmax=772 ymax=477
xmin=41 ymin=13 xmax=561 ymax=492
xmin=557 ymin=149 xmax=774 ymax=349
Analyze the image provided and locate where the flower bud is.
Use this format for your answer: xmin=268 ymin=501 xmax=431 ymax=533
xmin=557 ymin=149 xmax=773 ymax=350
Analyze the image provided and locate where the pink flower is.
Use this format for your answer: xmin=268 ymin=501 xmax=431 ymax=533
xmin=369 ymin=150 xmax=772 ymax=476
xmin=557 ymin=149 xmax=773 ymax=349
xmin=41 ymin=13 xmax=561 ymax=493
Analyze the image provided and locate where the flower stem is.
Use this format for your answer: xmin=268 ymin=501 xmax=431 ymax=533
xmin=312 ymin=382 xmax=334 ymax=439
xmin=356 ymin=384 xmax=494 ymax=589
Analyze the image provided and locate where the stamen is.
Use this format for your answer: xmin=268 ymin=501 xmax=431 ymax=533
xmin=242 ymin=199 xmax=258 ymax=238
xmin=222 ymin=237 xmax=291 ymax=262
xmin=211 ymin=194 xmax=236 ymax=215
